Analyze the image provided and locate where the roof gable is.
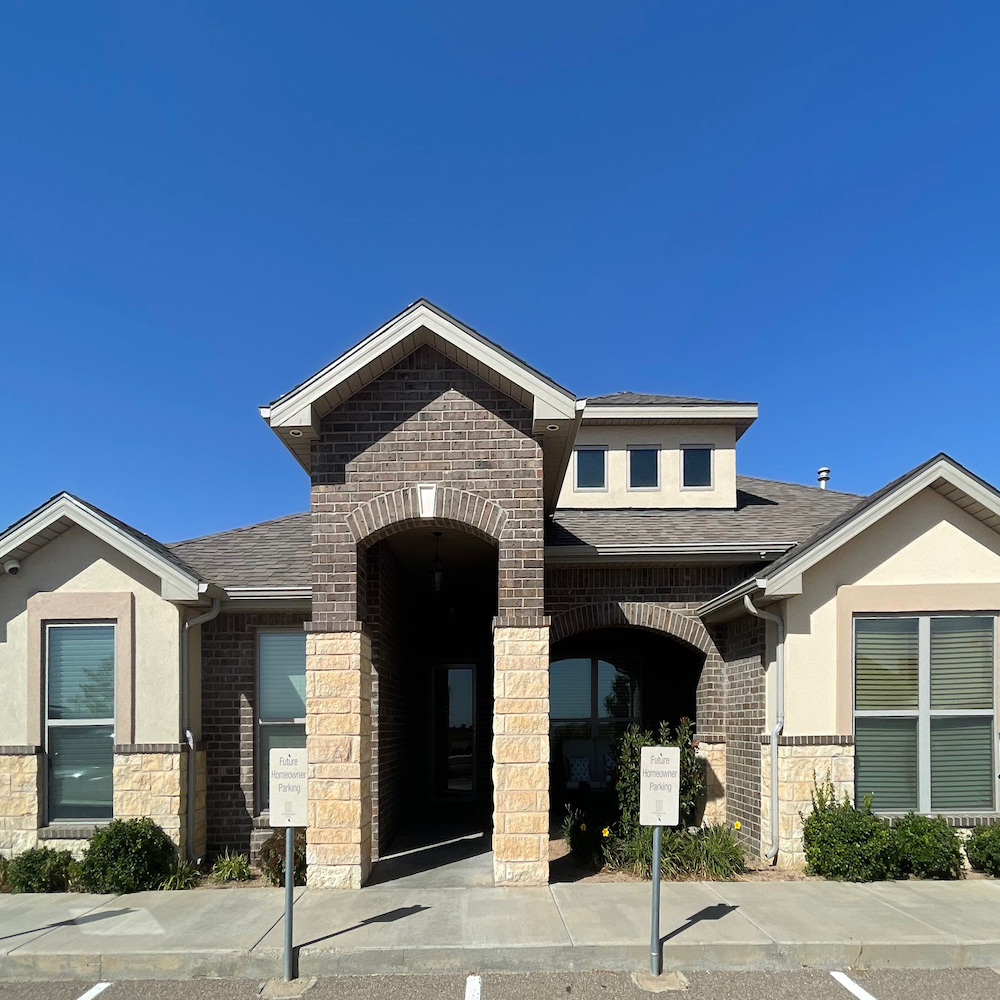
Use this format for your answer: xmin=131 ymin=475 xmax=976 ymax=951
xmin=261 ymin=299 xmax=578 ymax=471
xmin=0 ymin=493 xmax=205 ymax=602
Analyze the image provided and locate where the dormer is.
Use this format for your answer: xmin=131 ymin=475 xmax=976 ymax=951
xmin=556 ymin=393 xmax=758 ymax=509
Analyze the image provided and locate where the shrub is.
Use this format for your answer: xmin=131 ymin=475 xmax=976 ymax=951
xmin=259 ymin=829 xmax=306 ymax=887
xmin=801 ymin=776 xmax=900 ymax=882
xmin=891 ymin=813 xmax=963 ymax=880
xmin=211 ymin=849 xmax=253 ymax=883
xmin=965 ymin=825 xmax=1000 ymax=876
xmin=604 ymin=824 xmax=687 ymax=880
xmin=6 ymin=848 xmax=76 ymax=893
xmin=560 ymin=805 xmax=606 ymax=871
xmin=683 ymin=825 xmax=746 ymax=880
xmin=0 ymin=855 xmax=8 ymax=888
xmin=160 ymin=860 xmax=201 ymax=890
xmin=79 ymin=818 xmax=176 ymax=893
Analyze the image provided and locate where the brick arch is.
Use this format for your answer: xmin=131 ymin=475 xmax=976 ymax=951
xmin=550 ymin=601 xmax=716 ymax=655
xmin=346 ymin=486 xmax=508 ymax=548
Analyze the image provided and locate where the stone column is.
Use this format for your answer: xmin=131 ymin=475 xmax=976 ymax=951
xmin=492 ymin=624 xmax=550 ymax=886
xmin=305 ymin=630 xmax=372 ymax=889
xmin=695 ymin=739 xmax=726 ymax=826
xmin=761 ymin=738 xmax=854 ymax=868
xmin=0 ymin=751 xmax=41 ymax=856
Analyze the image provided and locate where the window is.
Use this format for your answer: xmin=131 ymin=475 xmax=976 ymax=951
xmin=46 ymin=623 xmax=115 ymax=822
xmin=258 ymin=631 xmax=307 ymax=811
xmin=628 ymin=447 xmax=659 ymax=490
xmin=575 ymin=447 xmax=607 ymax=490
xmin=550 ymin=656 xmax=640 ymax=745
xmin=854 ymin=615 xmax=997 ymax=813
xmin=682 ymin=446 xmax=713 ymax=488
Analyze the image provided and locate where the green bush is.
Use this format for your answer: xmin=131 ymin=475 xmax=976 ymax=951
xmin=0 ymin=854 xmax=9 ymax=888
xmin=801 ymin=776 xmax=899 ymax=882
xmin=683 ymin=825 xmax=746 ymax=880
xmin=160 ymin=860 xmax=201 ymax=890
xmin=604 ymin=824 xmax=687 ymax=879
xmin=79 ymin=818 xmax=176 ymax=893
xmin=965 ymin=825 xmax=1000 ymax=876
xmin=560 ymin=805 xmax=606 ymax=871
xmin=211 ymin=849 xmax=253 ymax=883
xmin=259 ymin=829 xmax=306 ymax=887
xmin=891 ymin=813 xmax=963 ymax=880
xmin=6 ymin=848 xmax=76 ymax=892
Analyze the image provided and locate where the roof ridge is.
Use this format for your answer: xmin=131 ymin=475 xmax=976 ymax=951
xmin=168 ymin=510 xmax=310 ymax=547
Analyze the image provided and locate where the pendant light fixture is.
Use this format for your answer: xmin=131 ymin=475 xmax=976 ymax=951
xmin=432 ymin=531 xmax=444 ymax=592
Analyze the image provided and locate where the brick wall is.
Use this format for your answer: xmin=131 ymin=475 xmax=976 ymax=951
xmin=200 ymin=609 xmax=309 ymax=858
xmin=713 ymin=612 xmax=766 ymax=851
xmin=310 ymin=343 xmax=546 ymax=630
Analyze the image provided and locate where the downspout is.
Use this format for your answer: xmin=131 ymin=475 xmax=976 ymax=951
xmin=744 ymin=594 xmax=784 ymax=862
xmin=181 ymin=597 xmax=220 ymax=864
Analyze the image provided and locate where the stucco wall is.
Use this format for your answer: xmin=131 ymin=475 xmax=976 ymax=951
xmin=0 ymin=525 xmax=183 ymax=746
xmin=556 ymin=424 xmax=737 ymax=509
xmin=781 ymin=488 xmax=1000 ymax=737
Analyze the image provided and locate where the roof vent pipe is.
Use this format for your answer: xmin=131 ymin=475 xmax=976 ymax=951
xmin=817 ymin=467 xmax=830 ymax=490
xmin=744 ymin=594 xmax=785 ymax=863
xmin=181 ymin=597 xmax=220 ymax=865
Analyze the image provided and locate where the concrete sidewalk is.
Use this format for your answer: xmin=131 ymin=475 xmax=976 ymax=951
xmin=1 ymin=878 xmax=999 ymax=980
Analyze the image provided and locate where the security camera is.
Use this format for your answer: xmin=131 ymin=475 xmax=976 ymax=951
xmin=3 ymin=558 xmax=20 ymax=576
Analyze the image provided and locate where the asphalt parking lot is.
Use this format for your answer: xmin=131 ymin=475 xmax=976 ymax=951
xmin=2 ymin=969 xmax=1000 ymax=1000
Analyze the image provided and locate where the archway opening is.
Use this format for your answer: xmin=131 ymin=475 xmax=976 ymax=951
xmin=363 ymin=524 xmax=498 ymax=885
xmin=548 ymin=627 xmax=704 ymax=816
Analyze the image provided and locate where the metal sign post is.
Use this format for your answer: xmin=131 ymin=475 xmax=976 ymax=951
xmin=269 ymin=747 xmax=308 ymax=982
xmin=639 ymin=746 xmax=680 ymax=978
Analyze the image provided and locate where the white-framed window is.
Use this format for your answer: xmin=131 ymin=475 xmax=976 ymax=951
xmin=574 ymin=446 xmax=608 ymax=491
xmin=45 ymin=622 xmax=115 ymax=823
xmin=257 ymin=630 xmax=307 ymax=812
xmin=681 ymin=445 xmax=713 ymax=489
xmin=627 ymin=446 xmax=659 ymax=490
xmin=854 ymin=614 xmax=997 ymax=814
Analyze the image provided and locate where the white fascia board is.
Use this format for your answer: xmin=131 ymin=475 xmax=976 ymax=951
xmin=581 ymin=404 xmax=758 ymax=423
xmin=0 ymin=496 xmax=202 ymax=602
xmin=268 ymin=303 xmax=576 ymax=427
xmin=697 ymin=577 xmax=766 ymax=619
xmin=764 ymin=458 xmax=1000 ymax=597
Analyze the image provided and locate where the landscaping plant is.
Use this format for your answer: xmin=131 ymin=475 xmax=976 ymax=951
xmin=560 ymin=804 xmax=605 ymax=871
xmin=259 ymin=828 xmax=306 ymax=887
xmin=5 ymin=847 xmax=76 ymax=893
xmin=965 ymin=825 xmax=1000 ymax=876
xmin=79 ymin=818 xmax=176 ymax=893
xmin=160 ymin=860 xmax=201 ymax=890
xmin=211 ymin=849 xmax=253 ymax=883
xmin=683 ymin=824 xmax=746 ymax=880
xmin=891 ymin=813 xmax=963 ymax=880
xmin=801 ymin=776 xmax=899 ymax=882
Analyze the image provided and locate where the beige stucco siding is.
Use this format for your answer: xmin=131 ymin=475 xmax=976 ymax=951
xmin=556 ymin=424 xmax=737 ymax=508
xmin=0 ymin=526 xmax=182 ymax=746
xmin=780 ymin=488 xmax=1000 ymax=736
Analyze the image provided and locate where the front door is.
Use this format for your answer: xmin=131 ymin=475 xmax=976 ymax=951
xmin=433 ymin=665 xmax=476 ymax=800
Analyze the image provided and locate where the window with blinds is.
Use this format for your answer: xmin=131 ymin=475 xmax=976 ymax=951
xmin=46 ymin=623 xmax=115 ymax=822
xmin=258 ymin=631 xmax=307 ymax=811
xmin=855 ymin=614 xmax=997 ymax=815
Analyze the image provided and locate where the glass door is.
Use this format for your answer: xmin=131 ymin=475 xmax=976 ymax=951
xmin=433 ymin=665 xmax=476 ymax=799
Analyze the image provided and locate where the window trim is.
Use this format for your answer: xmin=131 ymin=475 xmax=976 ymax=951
xmin=680 ymin=444 xmax=714 ymax=490
xmin=44 ymin=620 xmax=117 ymax=825
xmin=853 ymin=611 xmax=999 ymax=815
xmin=627 ymin=445 xmax=661 ymax=492
xmin=573 ymin=445 xmax=609 ymax=492
xmin=255 ymin=627 xmax=307 ymax=815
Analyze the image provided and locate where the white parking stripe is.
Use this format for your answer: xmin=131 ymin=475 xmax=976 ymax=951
xmin=74 ymin=985 xmax=111 ymax=1000
xmin=465 ymin=973 xmax=482 ymax=1000
xmin=831 ymin=971 xmax=879 ymax=1000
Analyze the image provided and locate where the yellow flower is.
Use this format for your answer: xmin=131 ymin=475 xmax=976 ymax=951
xmin=734 ymin=821 xmax=741 ymax=830
xmin=602 ymin=827 xmax=610 ymax=838
xmin=580 ymin=823 xmax=586 ymax=831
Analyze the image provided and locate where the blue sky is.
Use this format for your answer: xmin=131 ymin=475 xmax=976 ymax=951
xmin=2 ymin=2 xmax=998 ymax=541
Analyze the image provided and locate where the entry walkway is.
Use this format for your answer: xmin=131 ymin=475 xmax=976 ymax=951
xmin=1 ymin=879 xmax=1000 ymax=979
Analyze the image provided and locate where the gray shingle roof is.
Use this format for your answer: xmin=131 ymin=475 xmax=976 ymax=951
xmin=587 ymin=392 xmax=755 ymax=406
xmin=547 ymin=476 xmax=864 ymax=551
xmin=168 ymin=512 xmax=311 ymax=590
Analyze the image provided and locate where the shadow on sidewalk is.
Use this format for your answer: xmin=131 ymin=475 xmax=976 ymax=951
xmin=661 ymin=903 xmax=738 ymax=944
xmin=0 ymin=907 xmax=135 ymax=943
xmin=296 ymin=904 xmax=430 ymax=951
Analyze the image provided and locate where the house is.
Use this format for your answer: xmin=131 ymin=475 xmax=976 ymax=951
xmin=1 ymin=299 xmax=998 ymax=886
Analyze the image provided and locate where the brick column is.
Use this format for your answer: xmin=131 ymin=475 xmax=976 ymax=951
xmin=305 ymin=630 xmax=373 ymax=889
xmin=492 ymin=624 xmax=550 ymax=886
